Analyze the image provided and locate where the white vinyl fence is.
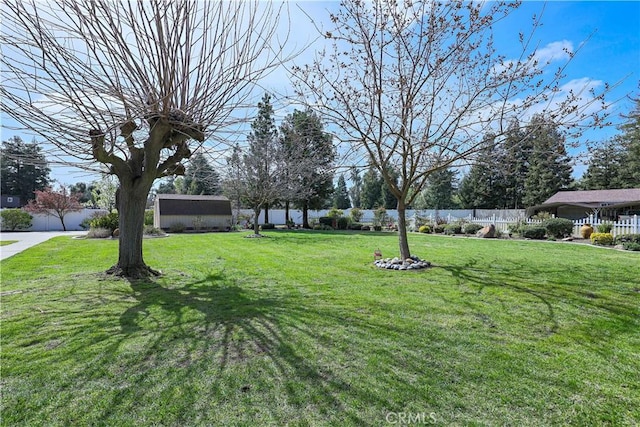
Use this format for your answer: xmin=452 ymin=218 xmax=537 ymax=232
xmin=468 ymin=215 xmax=639 ymax=237
xmin=1 ymin=208 xmax=107 ymax=231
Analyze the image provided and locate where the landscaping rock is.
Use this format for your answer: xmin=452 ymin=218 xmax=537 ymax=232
xmin=112 ymin=228 xmax=120 ymax=237
xmin=476 ymin=224 xmax=495 ymax=238
xmin=373 ymin=256 xmax=431 ymax=271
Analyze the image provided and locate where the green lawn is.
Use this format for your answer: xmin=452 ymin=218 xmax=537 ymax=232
xmin=0 ymin=240 xmax=17 ymax=246
xmin=1 ymin=231 xmax=638 ymax=426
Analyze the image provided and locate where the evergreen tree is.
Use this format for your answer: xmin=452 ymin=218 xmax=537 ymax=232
xmin=334 ymin=174 xmax=351 ymax=209
xmin=502 ymin=119 xmax=531 ymax=209
xmin=361 ymin=165 xmax=382 ymax=209
xmin=381 ymin=166 xmax=399 ymax=209
xmin=278 ymin=108 xmax=335 ymax=227
xmin=457 ymin=135 xmax=505 ymax=209
xmin=242 ymin=94 xmax=281 ymax=234
xmin=0 ymin=136 xmax=50 ymax=205
xmin=69 ymin=182 xmax=93 ymax=204
xmin=415 ymin=168 xmax=458 ymax=209
xmin=522 ymin=115 xmax=573 ymax=206
xmin=348 ymin=166 xmax=362 ymax=208
xmin=223 ymin=143 xmax=244 ymax=223
xmin=182 ymin=152 xmax=221 ymax=195
xmin=580 ymin=140 xmax=624 ymax=189
xmin=617 ymin=98 xmax=640 ymax=188
xmin=156 ymin=177 xmax=178 ymax=194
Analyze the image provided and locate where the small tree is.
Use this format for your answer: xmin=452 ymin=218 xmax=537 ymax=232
xmin=0 ymin=209 xmax=33 ymax=231
xmin=25 ymin=186 xmax=83 ymax=231
xmin=91 ymin=176 xmax=118 ymax=212
xmin=293 ymin=0 xmax=609 ymax=260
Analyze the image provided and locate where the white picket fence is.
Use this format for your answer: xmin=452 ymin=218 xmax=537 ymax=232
xmin=468 ymin=215 xmax=639 ymax=237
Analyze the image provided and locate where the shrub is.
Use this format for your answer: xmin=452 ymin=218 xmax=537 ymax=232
xmin=336 ymin=216 xmax=349 ymax=230
xmin=623 ymin=242 xmax=640 ymax=251
xmin=614 ymin=234 xmax=640 ymax=251
xmin=313 ymin=224 xmax=333 ymax=231
xmin=520 ymin=225 xmax=546 ymax=239
xmin=532 ymin=211 xmax=553 ymax=220
xmin=373 ymin=225 xmax=382 ymax=231
xmin=590 ymin=232 xmax=613 ymax=246
xmin=144 ymin=210 xmax=154 ymax=226
xmin=169 ymin=222 xmax=186 ymax=233
xmin=193 ymin=216 xmax=207 ymax=231
xmin=444 ymin=224 xmax=462 ymax=235
xmin=463 ymin=223 xmax=483 ymax=235
xmin=373 ymin=207 xmax=388 ymax=227
xmin=318 ymin=217 xmax=333 ymax=227
xmin=0 ymin=209 xmax=32 ymax=231
xmin=597 ymin=222 xmax=613 ymax=233
xmin=508 ymin=220 xmax=527 ymax=235
xmin=348 ymin=222 xmax=363 ymax=230
xmin=143 ymin=225 xmax=166 ymax=236
xmin=86 ymin=227 xmax=112 ymax=238
xmin=90 ymin=212 xmax=119 ymax=232
xmin=261 ymin=223 xmax=275 ymax=229
xmin=349 ymin=208 xmax=363 ymax=222
xmin=418 ymin=225 xmax=431 ymax=233
xmin=326 ymin=208 xmax=343 ymax=219
xmin=614 ymin=234 xmax=640 ymax=245
xmin=543 ymin=218 xmax=574 ymax=238
xmin=433 ymin=224 xmax=445 ymax=234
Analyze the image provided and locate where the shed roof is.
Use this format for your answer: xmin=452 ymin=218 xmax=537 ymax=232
xmin=156 ymin=194 xmax=232 ymax=216
xmin=543 ymin=188 xmax=640 ymax=204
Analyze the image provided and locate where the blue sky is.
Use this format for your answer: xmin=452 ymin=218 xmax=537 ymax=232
xmin=2 ymin=1 xmax=639 ymax=185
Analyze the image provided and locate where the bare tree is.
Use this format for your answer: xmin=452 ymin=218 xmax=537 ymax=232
xmin=293 ymin=0 xmax=611 ymax=260
xmin=2 ymin=0 xmax=291 ymax=277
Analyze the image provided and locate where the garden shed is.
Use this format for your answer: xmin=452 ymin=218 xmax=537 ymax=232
xmin=527 ymin=188 xmax=640 ymax=220
xmin=153 ymin=194 xmax=232 ymax=231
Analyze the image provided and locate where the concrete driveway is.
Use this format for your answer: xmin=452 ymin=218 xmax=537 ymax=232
xmin=0 ymin=231 xmax=86 ymax=261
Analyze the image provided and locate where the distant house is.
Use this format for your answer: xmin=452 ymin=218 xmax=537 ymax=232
xmin=153 ymin=194 xmax=232 ymax=231
xmin=526 ymin=188 xmax=640 ymax=220
xmin=0 ymin=195 xmax=21 ymax=208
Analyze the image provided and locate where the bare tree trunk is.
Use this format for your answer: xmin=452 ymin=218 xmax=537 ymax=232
xmin=264 ymin=203 xmax=269 ymax=224
xmin=107 ymin=180 xmax=157 ymax=278
xmin=397 ymin=202 xmax=411 ymax=259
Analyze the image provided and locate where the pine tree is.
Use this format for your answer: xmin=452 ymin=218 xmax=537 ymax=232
xmin=243 ymin=93 xmax=281 ymax=234
xmin=334 ymin=174 xmax=351 ymax=209
xmin=617 ymin=99 xmax=640 ymax=188
xmin=348 ymin=166 xmax=362 ymax=208
xmin=278 ymin=108 xmax=335 ymax=227
xmin=415 ymin=168 xmax=458 ymax=209
xmin=580 ymin=140 xmax=624 ymax=189
xmin=361 ymin=165 xmax=382 ymax=209
xmin=502 ymin=119 xmax=531 ymax=209
xmin=457 ymin=135 xmax=505 ymax=209
xmin=522 ymin=115 xmax=573 ymax=207
xmin=182 ymin=152 xmax=221 ymax=195
xmin=381 ymin=166 xmax=399 ymax=209
xmin=0 ymin=136 xmax=50 ymax=205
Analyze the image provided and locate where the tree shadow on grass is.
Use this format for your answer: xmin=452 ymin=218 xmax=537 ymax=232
xmin=109 ymin=271 xmax=373 ymax=425
xmin=435 ymin=259 xmax=639 ymax=351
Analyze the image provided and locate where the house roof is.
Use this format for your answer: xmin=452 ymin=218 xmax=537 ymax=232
xmin=156 ymin=194 xmax=232 ymax=216
xmin=543 ymin=188 xmax=640 ymax=205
